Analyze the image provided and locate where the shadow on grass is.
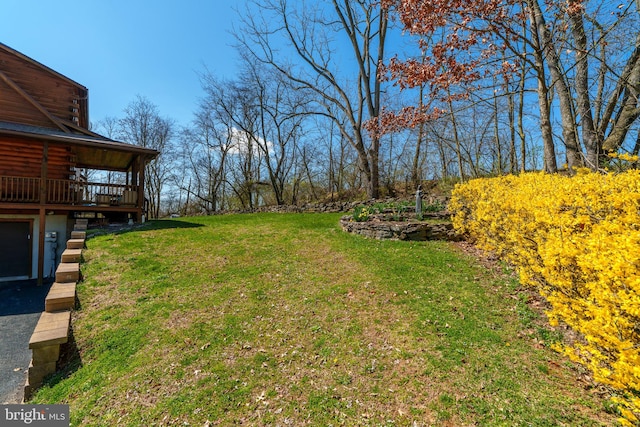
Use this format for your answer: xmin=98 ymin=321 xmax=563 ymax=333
xmin=87 ymin=219 xmax=204 ymax=238
xmin=43 ymin=326 xmax=83 ymax=391
xmin=140 ymin=219 xmax=204 ymax=231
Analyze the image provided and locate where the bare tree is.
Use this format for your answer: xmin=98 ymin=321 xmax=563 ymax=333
xmin=509 ymin=0 xmax=640 ymax=170
xmin=236 ymin=0 xmax=390 ymax=198
xmin=177 ymin=106 xmax=234 ymax=214
xmin=118 ymin=95 xmax=175 ymax=218
xmin=376 ymin=0 xmax=640 ymax=175
xmin=198 ymin=73 xmax=265 ymax=209
xmin=241 ymin=58 xmax=311 ymax=205
xmin=91 ymin=116 xmax=123 ymax=184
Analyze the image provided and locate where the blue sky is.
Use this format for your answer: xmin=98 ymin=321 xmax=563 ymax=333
xmin=1 ymin=1 xmax=243 ymax=127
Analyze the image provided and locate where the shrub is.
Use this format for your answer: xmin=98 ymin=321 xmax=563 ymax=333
xmin=353 ymin=205 xmax=371 ymax=222
xmin=424 ymin=200 xmax=446 ymax=213
xmin=372 ymin=202 xmax=387 ymax=214
xmin=449 ymin=169 xmax=640 ymax=426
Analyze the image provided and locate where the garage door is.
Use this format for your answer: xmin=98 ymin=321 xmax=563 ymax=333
xmin=0 ymin=221 xmax=32 ymax=278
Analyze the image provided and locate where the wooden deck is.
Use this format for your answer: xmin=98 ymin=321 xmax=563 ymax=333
xmin=0 ymin=175 xmax=141 ymax=208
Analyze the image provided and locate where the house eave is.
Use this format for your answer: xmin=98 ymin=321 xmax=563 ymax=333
xmin=0 ymin=122 xmax=159 ymax=171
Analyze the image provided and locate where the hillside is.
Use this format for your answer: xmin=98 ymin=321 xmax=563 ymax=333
xmin=32 ymin=213 xmax=615 ymax=425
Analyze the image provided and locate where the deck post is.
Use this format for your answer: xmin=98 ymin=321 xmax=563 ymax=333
xmin=37 ymin=208 xmax=46 ymax=285
xmin=137 ymin=157 xmax=145 ymax=222
xmin=36 ymin=142 xmax=49 ymax=285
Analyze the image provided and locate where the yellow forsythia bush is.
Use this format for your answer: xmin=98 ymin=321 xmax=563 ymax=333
xmin=450 ymin=169 xmax=640 ymax=425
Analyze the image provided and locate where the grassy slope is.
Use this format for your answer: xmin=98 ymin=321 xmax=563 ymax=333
xmin=34 ymin=213 xmax=615 ymax=426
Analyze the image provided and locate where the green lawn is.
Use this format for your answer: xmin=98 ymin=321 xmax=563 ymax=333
xmin=34 ymin=213 xmax=615 ymax=425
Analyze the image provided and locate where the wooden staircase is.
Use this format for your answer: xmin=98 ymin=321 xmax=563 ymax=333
xmin=24 ymin=219 xmax=87 ymax=400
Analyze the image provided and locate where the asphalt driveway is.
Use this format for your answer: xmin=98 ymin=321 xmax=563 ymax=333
xmin=0 ymin=279 xmax=52 ymax=403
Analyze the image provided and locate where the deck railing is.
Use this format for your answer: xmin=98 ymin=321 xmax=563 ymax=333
xmin=0 ymin=176 xmax=40 ymax=202
xmin=0 ymin=176 xmax=139 ymax=207
xmin=80 ymin=181 xmax=139 ymax=206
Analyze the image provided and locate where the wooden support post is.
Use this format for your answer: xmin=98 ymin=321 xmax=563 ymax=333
xmin=137 ymin=157 xmax=145 ymax=222
xmin=37 ymin=142 xmax=48 ymax=285
xmin=37 ymin=208 xmax=45 ymax=285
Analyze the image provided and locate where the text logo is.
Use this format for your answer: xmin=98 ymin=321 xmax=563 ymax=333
xmin=1 ymin=405 xmax=69 ymax=427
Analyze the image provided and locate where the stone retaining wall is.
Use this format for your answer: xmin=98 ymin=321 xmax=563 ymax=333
xmin=340 ymin=216 xmax=461 ymax=241
xmin=198 ymin=196 xmax=449 ymax=216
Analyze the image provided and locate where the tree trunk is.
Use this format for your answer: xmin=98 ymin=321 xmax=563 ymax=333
xmin=493 ymin=87 xmax=504 ymax=175
xmin=412 ymin=85 xmax=426 ymax=186
xmin=368 ymin=137 xmax=380 ymax=198
xmin=412 ymin=121 xmax=424 ymax=187
xmin=448 ymin=98 xmax=465 ymax=181
xmin=527 ymin=0 xmax=557 ymax=172
xmin=518 ymin=43 xmax=527 ymax=173
xmin=508 ymin=88 xmax=517 ymax=174
xmin=529 ymin=0 xmax=581 ymax=169
xmin=570 ymin=11 xmax=599 ymax=170
xmin=601 ymin=51 xmax=640 ymax=152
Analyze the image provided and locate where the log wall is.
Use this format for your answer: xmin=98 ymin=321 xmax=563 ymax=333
xmin=0 ymin=47 xmax=88 ymax=129
xmin=0 ymin=137 xmax=74 ymax=180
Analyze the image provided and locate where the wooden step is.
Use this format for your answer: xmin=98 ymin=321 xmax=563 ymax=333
xmin=75 ymin=218 xmax=89 ymax=226
xmin=55 ymin=262 xmax=80 ymax=283
xmin=67 ymin=238 xmax=85 ymax=249
xmin=70 ymin=230 xmax=86 ymax=240
xmin=61 ymin=248 xmax=82 ymax=263
xmin=45 ymin=282 xmax=77 ymax=312
xmin=74 ymin=223 xmax=88 ymax=231
xmin=29 ymin=310 xmax=71 ymax=349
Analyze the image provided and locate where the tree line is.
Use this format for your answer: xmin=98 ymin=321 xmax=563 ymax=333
xmin=95 ymin=0 xmax=640 ymax=218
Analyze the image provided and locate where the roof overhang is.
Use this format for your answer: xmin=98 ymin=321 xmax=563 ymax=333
xmin=0 ymin=121 xmax=159 ymax=171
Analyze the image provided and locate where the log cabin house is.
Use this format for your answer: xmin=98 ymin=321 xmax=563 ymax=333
xmin=0 ymin=42 xmax=158 ymax=283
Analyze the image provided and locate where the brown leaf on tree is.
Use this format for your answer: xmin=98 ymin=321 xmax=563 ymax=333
xmin=368 ymin=0 xmax=515 ymax=135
